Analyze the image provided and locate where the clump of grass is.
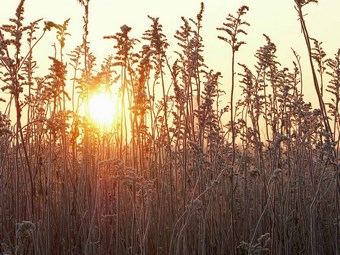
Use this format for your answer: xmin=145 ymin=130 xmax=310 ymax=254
xmin=16 ymin=221 xmax=35 ymax=255
xmin=237 ymin=233 xmax=270 ymax=255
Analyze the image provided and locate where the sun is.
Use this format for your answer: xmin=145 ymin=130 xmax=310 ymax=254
xmin=88 ymin=89 xmax=118 ymax=128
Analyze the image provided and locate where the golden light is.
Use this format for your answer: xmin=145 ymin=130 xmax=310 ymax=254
xmin=87 ymin=87 xmax=119 ymax=128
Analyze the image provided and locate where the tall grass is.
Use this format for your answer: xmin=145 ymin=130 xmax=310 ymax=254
xmin=0 ymin=0 xmax=339 ymax=254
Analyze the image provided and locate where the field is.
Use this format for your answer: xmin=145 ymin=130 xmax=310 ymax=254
xmin=0 ymin=0 xmax=339 ymax=254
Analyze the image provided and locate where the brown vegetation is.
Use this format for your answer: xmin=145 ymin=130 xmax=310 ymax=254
xmin=0 ymin=0 xmax=339 ymax=254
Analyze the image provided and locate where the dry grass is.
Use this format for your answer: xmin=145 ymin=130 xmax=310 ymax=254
xmin=0 ymin=1 xmax=339 ymax=254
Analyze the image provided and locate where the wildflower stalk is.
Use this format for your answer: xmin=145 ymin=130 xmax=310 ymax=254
xmin=295 ymin=3 xmax=338 ymax=253
xmin=217 ymin=6 xmax=249 ymax=252
xmin=294 ymin=0 xmax=332 ymax=137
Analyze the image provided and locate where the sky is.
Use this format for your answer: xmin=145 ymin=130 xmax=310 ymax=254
xmin=0 ymin=0 xmax=339 ymax=106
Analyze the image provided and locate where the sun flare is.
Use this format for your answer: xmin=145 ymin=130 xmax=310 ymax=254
xmin=88 ymin=90 xmax=118 ymax=127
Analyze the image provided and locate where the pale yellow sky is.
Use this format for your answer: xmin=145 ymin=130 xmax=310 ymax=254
xmin=1 ymin=0 xmax=339 ymax=106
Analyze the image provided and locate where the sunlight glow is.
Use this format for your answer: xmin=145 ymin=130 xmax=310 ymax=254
xmin=88 ymin=89 xmax=118 ymax=128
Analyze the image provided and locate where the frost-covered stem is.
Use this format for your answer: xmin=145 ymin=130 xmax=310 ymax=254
xmin=295 ymin=2 xmax=332 ymax=137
